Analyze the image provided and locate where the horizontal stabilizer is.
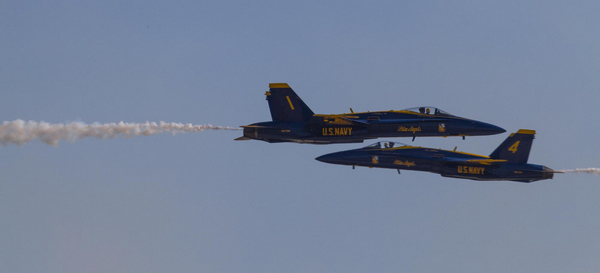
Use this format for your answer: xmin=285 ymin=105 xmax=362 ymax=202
xmin=523 ymin=169 xmax=564 ymax=173
xmin=241 ymin=125 xmax=269 ymax=128
xmin=234 ymin=136 xmax=251 ymax=141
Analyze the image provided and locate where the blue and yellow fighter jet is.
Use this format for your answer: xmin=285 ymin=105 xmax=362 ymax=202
xmin=236 ymin=83 xmax=505 ymax=144
xmin=316 ymin=130 xmax=560 ymax=182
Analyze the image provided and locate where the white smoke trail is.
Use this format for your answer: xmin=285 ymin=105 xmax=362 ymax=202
xmin=0 ymin=119 xmax=241 ymax=147
xmin=557 ymin=168 xmax=600 ymax=176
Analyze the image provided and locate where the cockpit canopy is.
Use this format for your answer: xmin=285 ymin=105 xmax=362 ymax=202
xmin=402 ymin=106 xmax=453 ymax=116
xmin=364 ymin=141 xmax=408 ymax=149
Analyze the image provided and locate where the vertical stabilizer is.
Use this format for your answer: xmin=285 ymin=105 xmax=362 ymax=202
xmin=489 ymin=129 xmax=535 ymax=163
xmin=266 ymin=83 xmax=314 ymax=122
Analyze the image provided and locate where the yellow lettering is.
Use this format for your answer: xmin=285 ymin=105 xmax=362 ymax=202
xmin=394 ymin=160 xmax=416 ymax=167
xmin=458 ymin=166 xmax=485 ymax=175
xmin=322 ymin=127 xmax=353 ymax=136
xmin=508 ymin=141 xmax=520 ymax=153
xmin=398 ymin=126 xmax=422 ymax=133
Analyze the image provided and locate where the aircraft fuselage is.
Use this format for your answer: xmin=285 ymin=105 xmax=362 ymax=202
xmin=316 ymin=138 xmax=554 ymax=182
xmin=237 ymin=83 xmax=505 ymax=144
xmin=243 ymin=110 xmax=505 ymax=144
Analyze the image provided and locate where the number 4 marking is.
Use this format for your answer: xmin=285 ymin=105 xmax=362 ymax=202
xmin=508 ymin=141 xmax=520 ymax=153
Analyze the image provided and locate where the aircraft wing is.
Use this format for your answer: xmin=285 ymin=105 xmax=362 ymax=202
xmin=315 ymin=115 xmax=369 ymax=127
xmin=336 ymin=117 xmax=369 ymax=126
xmin=240 ymin=125 xmax=269 ymax=128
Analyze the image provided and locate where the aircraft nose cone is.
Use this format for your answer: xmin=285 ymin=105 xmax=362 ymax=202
xmin=488 ymin=124 xmax=506 ymax=134
xmin=316 ymin=151 xmax=355 ymax=165
xmin=316 ymin=150 xmax=370 ymax=167
xmin=315 ymin=154 xmax=337 ymax=164
xmin=476 ymin=121 xmax=506 ymax=135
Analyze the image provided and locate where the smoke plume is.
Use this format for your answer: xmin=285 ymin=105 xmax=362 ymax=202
xmin=0 ymin=119 xmax=241 ymax=147
xmin=557 ymin=168 xmax=600 ymax=176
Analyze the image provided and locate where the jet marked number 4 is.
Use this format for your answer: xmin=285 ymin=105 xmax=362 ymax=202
xmin=508 ymin=141 xmax=520 ymax=153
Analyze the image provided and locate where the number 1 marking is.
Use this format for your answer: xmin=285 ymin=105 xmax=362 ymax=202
xmin=286 ymin=96 xmax=295 ymax=110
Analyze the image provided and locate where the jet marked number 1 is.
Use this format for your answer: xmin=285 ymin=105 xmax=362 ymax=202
xmin=286 ymin=96 xmax=295 ymax=110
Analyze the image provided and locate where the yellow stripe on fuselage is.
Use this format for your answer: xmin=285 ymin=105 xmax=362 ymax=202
xmin=316 ymin=110 xmax=468 ymax=120
xmin=467 ymin=159 xmax=507 ymax=165
xmin=378 ymin=145 xmax=422 ymax=151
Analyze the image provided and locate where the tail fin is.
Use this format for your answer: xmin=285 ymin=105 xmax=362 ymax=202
xmin=266 ymin=83 xmax=314 ymax=122
xmin=489 ymin=129 xmax=536 ymax=163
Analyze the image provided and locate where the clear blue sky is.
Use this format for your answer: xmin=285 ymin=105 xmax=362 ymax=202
xmin=2 ymin=1 xmax=599 ymax=272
